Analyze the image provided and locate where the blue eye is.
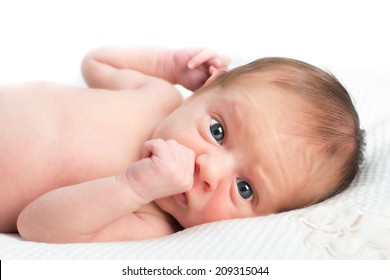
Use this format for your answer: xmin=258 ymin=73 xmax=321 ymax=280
xmin=209 ymin=119 xmax=224 ymax=144
xmin=237 ymin=179 xmax=253 ymax=200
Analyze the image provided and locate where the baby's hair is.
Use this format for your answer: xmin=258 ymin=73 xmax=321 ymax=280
xmin=210 ymin=57 xmax=366 ymax=205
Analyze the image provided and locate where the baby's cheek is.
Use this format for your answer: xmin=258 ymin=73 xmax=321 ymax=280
xmin=201 ymin=199 xmax=235 ymax=222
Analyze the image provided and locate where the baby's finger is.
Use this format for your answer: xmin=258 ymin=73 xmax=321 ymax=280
xmin=187 ymin=48 xmax=218 ymax=69
xmin=210 ymin=65 xmax=229 ymax=75
xmin=141 ymin=139 xmax=166 ymax=159
xmin=208 ymin=55 xmax=231 ymax=69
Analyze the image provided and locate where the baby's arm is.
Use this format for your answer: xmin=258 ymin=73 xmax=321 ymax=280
xmin=17 ymin=139 xmax=194 ymax=243
xmin=82 ymin=46 xmax=230 ymax=91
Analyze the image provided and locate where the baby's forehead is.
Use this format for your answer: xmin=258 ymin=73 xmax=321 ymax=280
xmin=200 ymin=73 xmax=320 ymax=136
xmin=216 ymin=78 xmax=309 ymax=116
xmin=211 ymin=84 xmax=307 ymax=135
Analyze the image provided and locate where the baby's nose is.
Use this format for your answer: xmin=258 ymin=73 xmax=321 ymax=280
xmin=195 ymin=152 xmax=235 ymax=191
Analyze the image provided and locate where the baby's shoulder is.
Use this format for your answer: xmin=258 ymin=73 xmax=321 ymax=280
xmin=121 ymin=81 xmax=183 ymax=117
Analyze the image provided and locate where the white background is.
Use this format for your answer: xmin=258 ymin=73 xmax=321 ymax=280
xmin=3 ymin=260 xmax=390 ymax=279
xmin=0 ymin=0 xmax=389 ymax=85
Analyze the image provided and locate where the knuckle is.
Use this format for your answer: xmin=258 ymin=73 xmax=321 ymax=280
xmin=154 ymin=138 xmax=165 ymax=145
xmin=166 ymin=139 xmax=178 ymax=145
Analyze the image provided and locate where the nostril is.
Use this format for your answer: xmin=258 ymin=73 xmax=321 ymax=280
xmin=194 ymin=155 xmax=209 ymax=189
xmin=194 ymin=161 xmax=200 ymax=175
xmin=204 ymin=182 xmax=214 ymax=192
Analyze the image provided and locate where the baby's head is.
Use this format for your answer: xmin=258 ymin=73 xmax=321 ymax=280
xmin=211 ymin=57 xmax=365 ymax=203
xmin=154 ymin=57 xmax=365 ymax=228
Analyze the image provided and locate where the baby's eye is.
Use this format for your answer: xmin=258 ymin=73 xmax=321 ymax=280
xmin=236 ymin=179 xmax=253 ymax=200
xmin=209 ymin=119 xmax=225 ymax=144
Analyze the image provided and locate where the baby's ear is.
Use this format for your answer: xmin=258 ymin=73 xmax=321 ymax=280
xmin=203 ymin=70 xmax=226 ymax=87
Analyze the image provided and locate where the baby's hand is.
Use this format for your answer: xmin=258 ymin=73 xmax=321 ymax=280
xmin=124 ymin=139 xmax=195 ymax=202
xmin=171 ymin=47 xmax=230 ymax=91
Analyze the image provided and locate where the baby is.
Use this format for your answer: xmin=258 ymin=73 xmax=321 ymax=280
xmin=0 ymin=46 xmax=365 ymax=243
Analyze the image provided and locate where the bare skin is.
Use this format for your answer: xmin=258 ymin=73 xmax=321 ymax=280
xmin=0 ymin=81 xmax=180 ymax=231
xmin=0 ymin=46 xmax=229 ymax=242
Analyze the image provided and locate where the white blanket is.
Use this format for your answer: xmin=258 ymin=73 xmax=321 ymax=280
xmin=1 ymin=0 xmax=389 ymax=260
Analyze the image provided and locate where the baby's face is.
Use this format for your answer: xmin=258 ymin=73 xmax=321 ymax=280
xmin=153 ymin=84 xmax=327 ymax=228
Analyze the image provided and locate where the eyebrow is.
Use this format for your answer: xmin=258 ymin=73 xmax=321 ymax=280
xmin=250 ymin=164 xmax=273 ymax=214
xmin=222 ymin=99 xmax=246 ymax=140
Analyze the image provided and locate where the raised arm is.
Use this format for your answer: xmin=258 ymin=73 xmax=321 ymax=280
xmin=81 ymin=45 xmax=230 ymax=91
xmin=17 ymin=139 xmax=194 ymax=243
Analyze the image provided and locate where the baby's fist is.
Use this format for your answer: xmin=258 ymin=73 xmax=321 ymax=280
xmin=125 ymin=139 xmax=195 ymax=202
